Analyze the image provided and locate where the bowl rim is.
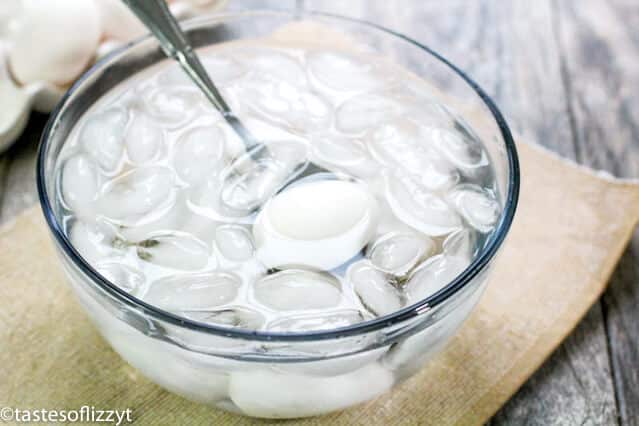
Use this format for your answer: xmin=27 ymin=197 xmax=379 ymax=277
xmin=37 ymin=9 xmax=520 ymax=342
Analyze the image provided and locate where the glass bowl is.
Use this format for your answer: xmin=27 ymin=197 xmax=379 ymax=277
xmin=37 ymin=10 xmax=519 ymax=419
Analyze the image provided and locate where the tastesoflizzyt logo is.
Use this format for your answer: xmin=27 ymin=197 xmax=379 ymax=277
xmin=0 ymin=406 xmax=133 ymax=425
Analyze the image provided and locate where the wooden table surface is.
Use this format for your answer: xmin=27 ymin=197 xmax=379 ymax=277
xmin=1 ymin=1 xmax=637 ymax=424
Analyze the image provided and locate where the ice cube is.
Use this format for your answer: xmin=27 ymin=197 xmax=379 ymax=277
xmin=157 ymin=55 xmax=244 ymax=87
xmin=203 ymin=55 xmax=246 ymax=83
xmin=124 ymin=115 xmax=164 ymax=164
xmin=335 ymin=93 xmax=401 ymax=136
xmin=253 ymin=270 xmax=342 ymax=311
xmin=219 ymin=141 xmax=308 ymax=215
xmin=117 ymin=192 xmax=187 ymax=243
xmin=241 ymin=77 xmax=332 ymax=133
xmin=348 ymin=261 xmax=401 ymax=316
xmin=141 ymin=86 xmax=201 ymax=128
xmin=384 ymin=171 xmax=462 ymax=236
xmin=405 ymin=254 xmax=468 ymax=303
xmin=307 ymin=51 xmax=391 ymax=92
xmin=97 ymin=166 xmax=176 ymax=227
xmin=310 ymin=133 xmax=376 ymax=177
xmin=79 ymin=107 xmax=128 ymax=172
xmin=238 ymin=48 xmax=306 ymax=86
xmin=184 ymin=306 xmax=265 ymax=330
xmin=215 ymin=225 xmax=254 ymax=262
xmin=442 ymin=228 xmax=475 ymax=260
xmin=374 ymin=195 xmax=418 ymax=238
xmin=61 ymin=154 xmax=99 ymax=213
xmin=173 ymin=125 xmax=226 ymax=185
xmin=136 ymin=231 xmax=211 ymax=271
xmin=266 ymin=309 xmax=368 ymax=332
xmin=228 ymin=363 xmax=394 ymax=418
xmin=144 ymin=271 xmax=240 ymax=311
xmin=368 ymin=120 xmax=459 ymax=191
xmin=253 ymin=179 xmax=378 ymax=270
xmin=264 ymin=139 xmax=309 ymax=170
xmin=219 ymin=158 xmax=285 ymax=214
xmin=95 ymin=261 xmax=145 ymax=295
xmin=178 ymin=207 xmax=220 ymax=246
xmin=448 ymin=184 xmax=500 ymax=232
xmin=69 ymin=219 xmax=123 ymax=264
xmin=429 ymin=126 xmax=488 ymax=171
xmin=367 ymin=232 xmax=435 ymax=276
xmin=392 ymin=85 xmax=454 ymax=128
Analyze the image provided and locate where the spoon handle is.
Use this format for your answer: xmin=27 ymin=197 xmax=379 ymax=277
xmin=122 ymin=0 xmax=260 ymax=151
xmin=122 ymin=0 xmax=235 ymax=114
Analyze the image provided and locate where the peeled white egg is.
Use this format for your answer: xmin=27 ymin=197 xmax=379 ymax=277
xmin=253 ymin=180 xmax=378 ymax=270
xmin=8 ymin=0 xmax=101 ymax=86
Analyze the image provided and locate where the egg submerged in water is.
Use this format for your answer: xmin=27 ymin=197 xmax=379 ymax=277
xmin=253 ymin=178 xmax=378 ymax=270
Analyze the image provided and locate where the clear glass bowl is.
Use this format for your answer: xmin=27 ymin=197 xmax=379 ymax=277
xmin=37 ymin=10 xmax=519 ymax=419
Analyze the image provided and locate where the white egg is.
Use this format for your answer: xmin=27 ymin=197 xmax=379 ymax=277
xmin=228 ymin=363 xmax=394 ymax=418
xmin=8 ymin=0 xmax=101 ymax=86
xmin=95 ymin=0 xmax=146 ymax=41
xmin=253 ymin=180 xmax=378 ymax=270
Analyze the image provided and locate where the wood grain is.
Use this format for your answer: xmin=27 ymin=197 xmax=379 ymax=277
xmin=304 ymin=1 xmax=620 ymax=424
xmin=0 ymin=113 xmax=46 ymax=223
xmin=553 ymin=0 xmax=639 ymax=424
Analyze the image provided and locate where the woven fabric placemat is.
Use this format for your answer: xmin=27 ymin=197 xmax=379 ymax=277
xmin=1 ymin=141 xmax=638 ymax=425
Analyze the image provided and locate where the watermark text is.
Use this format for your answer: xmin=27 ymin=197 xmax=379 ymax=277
xmin=1 ymin=406 xmax=132 ymax=425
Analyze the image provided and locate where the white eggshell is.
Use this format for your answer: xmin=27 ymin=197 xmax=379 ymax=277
xmin=229 ymin=363 xmax=394 ymax=418
xmin=95 ymin=0 xmax=146 ymax=41
xmin=253 ymin=180 xmax=378 ymax=270
xmin=8 ymin=0 xmax=101 ymax=86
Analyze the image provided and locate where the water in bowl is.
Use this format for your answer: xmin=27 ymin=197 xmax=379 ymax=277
xmin=55 ymin=44 xmax=500 ymax=334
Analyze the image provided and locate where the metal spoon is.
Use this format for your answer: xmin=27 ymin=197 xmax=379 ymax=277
xmin=122 ymin=0 xmax=326 ymax=215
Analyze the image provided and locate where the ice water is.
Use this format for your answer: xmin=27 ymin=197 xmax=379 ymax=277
xmin=55 ymin=44 xmax=501 ymax=335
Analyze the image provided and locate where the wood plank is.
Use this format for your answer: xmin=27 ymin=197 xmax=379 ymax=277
xmin=553 ymin=1 xmax=639 ymax=424
xmin=0 ymin=112 xmax=47 ymax=224
xmin=304 ymin=1 xmax=618 ymax=424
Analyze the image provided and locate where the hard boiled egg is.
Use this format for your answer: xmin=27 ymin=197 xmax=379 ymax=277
xmin=253 ymin=179 xmax=378 ymax=270
xmin=7 ymin=0 xmax=101 ymax=86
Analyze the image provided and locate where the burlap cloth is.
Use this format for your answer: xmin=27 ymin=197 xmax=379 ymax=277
xmin=2 ymin=23 xmax=639 ymax=426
